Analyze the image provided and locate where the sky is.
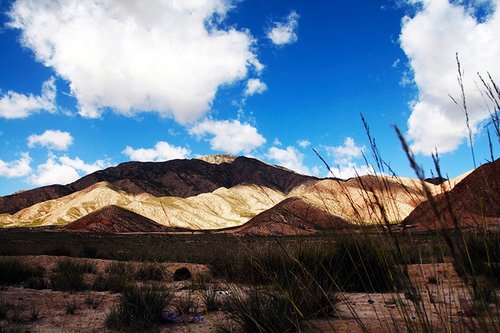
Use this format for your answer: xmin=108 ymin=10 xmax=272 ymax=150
xmin=0 ymin=0 xmax=499 ymax=195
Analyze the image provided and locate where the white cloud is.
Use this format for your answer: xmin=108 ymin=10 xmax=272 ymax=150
xmin=326 ymin=137 xmax=374 ymax=179
xmin=27 ymin=129 xmax=73 ymax=150
xmin=327 ymin=137 xmax=364 ymax=163
xmin=8 ymin=0 xmax=262 ymax=123
xmin=267 ymin=10 xmax=299 ymax=46
xmin=244 ymin=78 xmax=267 ymax=96
xmin=58 ymin=156 xmax=109 ymax=174
xmin=29 ymin=154 xmax=110 ymax=186
xmin=123 ymin=141 xmax=191 ymax=162
xmin=400 ymin=0 xmax=500 ymax=155
xmin=190 ymin=119 xmax=266 ymax=154
xmin=330 ymin=162 xmax=375 ymax=180
xmin=0 ymin=77 xmax=56 ymax=119
xmin=266 ymin=146 xmax=311 ymax=175
xmin=297 ymin=139 xmax=311 ymax=149
xmin=0 ymin=153 xmax=32 ymax=178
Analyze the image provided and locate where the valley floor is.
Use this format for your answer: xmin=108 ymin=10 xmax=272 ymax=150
xmin=0 ymin=255 xmax=497 ymax=332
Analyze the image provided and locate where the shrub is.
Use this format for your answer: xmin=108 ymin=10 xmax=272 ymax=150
xmin=463 ymin=232 xmax=500 ymax=286
xmin=222 ymin=289 xmax=298 ymax=333
xmin=200 ymin=286 xmax=221 ymax=312
xmin=331 ymin=237 xmax=403 ymax=292
xmin=56 ymin=259 xmax=96 ymax=274
xmin=174 ymin=292 xmax=199 ymax=317
xmin=92 ymin=262 xmax=134 ymax=293
xmin=84 ymin=295 xmax=101 ymax=309
xmin=26 ymin=276 xmax=48 ymax=290
xmin=50 ymin=259 xmax=92 ymax=291
xmin=212 ymin=237 xmax=402 ymax=293
xmin=134 ymin=263 xmax=165 ymax=281
xmin=29 ymin=307 xmax=40 ymax=321
xmin=106 ymin=283 xmax=172 ymax=330
xmin=0 ymin=259 xmax=44 ymax=285
xmin=65 ymin=301 xmax=77 ymax=315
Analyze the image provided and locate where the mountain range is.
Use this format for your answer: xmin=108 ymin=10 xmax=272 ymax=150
xmin=0 ymin=155 xmax=498 ymax=235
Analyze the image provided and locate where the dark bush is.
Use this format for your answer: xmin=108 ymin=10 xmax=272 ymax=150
xmin=50 ymin=259 xmax=93 ymax=291
xmin=0 ymin=259 xmax=44 ymax=285
xmin=106 ymin=284 xmax=172 ymax=330
xmin=134 ymin=263 xmax=165 ymax=281
xmin=173 ymin=267 xmax=192 ymax=281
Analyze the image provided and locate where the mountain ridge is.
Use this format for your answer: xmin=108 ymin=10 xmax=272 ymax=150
xmin=1 ymin=156 xmax=497 ymax=235
xmin=0 ymin=156 xmax=317 ymax=215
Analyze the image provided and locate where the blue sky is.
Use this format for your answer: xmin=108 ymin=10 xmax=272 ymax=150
xmin=0 ymin=0 xmax=498 ymax=195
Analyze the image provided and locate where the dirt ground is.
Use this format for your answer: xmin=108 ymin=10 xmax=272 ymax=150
xmin=308 ymin=263 xmax=491 ymax=332
xmin=0 ymin=256 xmax=497 ymax=332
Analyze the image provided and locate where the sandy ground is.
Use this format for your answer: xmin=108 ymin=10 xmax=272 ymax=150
xmin=0 ymin=257 xmax=498 ymax=332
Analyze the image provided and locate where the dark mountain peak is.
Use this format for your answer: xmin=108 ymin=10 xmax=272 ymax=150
xmin=424 ymin=177 xmax=448 ymax=185
xmin=0 ymin=156 xmax=317 ymax=214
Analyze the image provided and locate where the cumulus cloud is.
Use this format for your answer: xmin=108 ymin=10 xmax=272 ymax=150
xmin=0 ymin=153 xmax=32 ymax=178
xmin=400 ymin=0 xmax=500 ymax=154
xmin=0 ymin=77 xmax=56 ymax=119
xmin=326 ymin=137 xmax=374 ymax=179
xmin=266 ymin=146 xmax=311 ymax=175
xmin=326 ymin=137 xmax=364 ymax=164
xmin=297 ymin=140 xmax=311 ymax=149
xmin=190 ymin=119 xmax=266 ymax=154
xmin=58 ymin=156 xmax=109 ymax=174
xmin=8 ymin=0 xmax=262 ymax=122
xmin=27 ymin=129 xmax=73 ymax=150
xmin=244 ymin=78 xmax=267 ymax=96
xmin=123 ymin=141 xmax=191 ymax=162
xmin=29 ymin=154 xmax=110 ymax=186
xmin=267 ymin=10 xmax=299 ymax=46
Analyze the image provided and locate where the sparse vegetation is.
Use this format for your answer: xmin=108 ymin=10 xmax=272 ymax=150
xmin=92 ymin=262 xmax=134 ymax=293
xmin=65 ymin=301 xmax=77 ymax=315
xmin=174 ymin=292 xmax=199 ymax=319
xmin=0 ymin=259 xmax=44 ymax=285
xmin=84 ymin=294 xmax=101 ymax=309
xmin=106 ymin=283 xmax=172 ymax=330
xmin=29 ymin=307 xmax=40 ymax=321
xmin=51 ymin=259 xmax=92 ymax=291
xmin=9 ymin=305 xmax=25 ymax=323
xmin=200 ymin=285 xmax=221 ymax=312
xmin=221 ymin=288 xmax=300 ymax=333
xmin=134 ymin=262 xmax=165 ymax=281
